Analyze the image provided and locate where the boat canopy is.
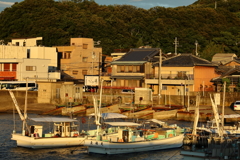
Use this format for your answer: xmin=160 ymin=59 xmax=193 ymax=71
xmin=220 ymin=114 xmax=240 ymax=118
xmin=146 ymin=119 xmax=166 ymax=125
xmin=89 ymin=113 xmax=127 ymax=119
xmin=105 ymin=122 xmax=141 ymax=127
xmin=29 ymin=117 xmax=78 ymax=122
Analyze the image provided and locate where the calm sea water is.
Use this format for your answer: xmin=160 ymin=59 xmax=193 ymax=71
xmin=0 ymin=113 xmax=192 ymax=160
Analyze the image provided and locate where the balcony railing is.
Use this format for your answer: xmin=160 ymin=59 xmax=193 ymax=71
xmin=145 ymin=74 xmax=194 ymax=80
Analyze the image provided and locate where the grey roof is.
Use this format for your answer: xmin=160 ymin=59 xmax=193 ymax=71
xmin=116 ymin=48 xmax=160 ymax=62
xmin=160 ymin=54 xmax=217 ymax=67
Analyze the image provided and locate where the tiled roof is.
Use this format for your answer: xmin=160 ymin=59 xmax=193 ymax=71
xmin=212 ymin=53 xmax=237 ymax=64
xmin=117 ymin=48 xmax=160 ymax=62
xmin=161 ymin=54 xmax=216 ymax=67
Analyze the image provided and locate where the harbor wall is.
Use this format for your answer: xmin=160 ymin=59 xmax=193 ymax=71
xmin=1 ymin=89 xmax=240 ymax=113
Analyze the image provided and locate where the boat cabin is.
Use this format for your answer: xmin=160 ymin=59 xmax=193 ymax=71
xmin=29 ymin=117 xmax=79 ymax=138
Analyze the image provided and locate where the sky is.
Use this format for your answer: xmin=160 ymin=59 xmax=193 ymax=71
xmin=0 ymin=0 xmax=197 ymax=12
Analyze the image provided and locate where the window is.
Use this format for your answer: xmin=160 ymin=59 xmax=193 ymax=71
xmin=26 ymin=66 xmax=36 ymax=71
xmin=4 ymin=63 xmax=10 ymax=71
xmin=82 ymin=70 xmax=87 ymax=75
xmin=83 ymin=44 xmax=88 ymax=49
xmin=82 ymin=57 xmax=88 ymax=62
xmin=177 ymin=71 xmax=187 ymax=79
xmin=75 ymin=87 xmax=80 ymax=93
xmin=120 ymin=66 xmax=124 ymax=72
xmin=27 ymin=49 xmax=30 ymax=58
xmin=128 ymin=66 xmax=133 ymax=72
xmin=56 ymin=88 xmax=60 ymax=99
xmin=12 ymin=63 xmax=17 ymax=71
xmin=72 ymin=70 xmax=78 ymax=75
xmin=16 ymin=42 xmax=19 ymax=46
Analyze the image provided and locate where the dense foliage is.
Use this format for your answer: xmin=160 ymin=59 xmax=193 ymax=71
xmin=0 ymin=0 xmax=240 ymax=60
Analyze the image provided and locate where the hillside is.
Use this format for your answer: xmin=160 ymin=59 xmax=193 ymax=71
xmin=0 ymin=0 xmax=240 ymax=60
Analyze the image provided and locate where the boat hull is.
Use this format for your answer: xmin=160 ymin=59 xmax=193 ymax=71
xmin=84 ymin=134 xmax=184 ymax=154
xmin=12 ymin=133 xmax=86 ymax=149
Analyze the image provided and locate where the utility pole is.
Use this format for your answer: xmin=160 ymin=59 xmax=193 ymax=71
xmin=173 ymin=37 xmax=179 ymax=55
xmin=158 ymin=49 xmax=162 ymax=104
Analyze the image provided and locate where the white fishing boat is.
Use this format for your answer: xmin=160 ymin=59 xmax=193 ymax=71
xmin=85 ymin=79 xmax=184 ymax=154
xmin=84 ymin=121 xmax=184 ymax=154
xmin=9 ymin=89 xmax=89 ymax=149
xmin=11 ymin=117 xmax=88 ymax=149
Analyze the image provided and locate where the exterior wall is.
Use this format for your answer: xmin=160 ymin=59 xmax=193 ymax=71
xmin=57 ymin=38 xmax=102 ymax=80
xmin=11 ymin=37 xmax=42 ymax=47
xmin=38 ymin=81 xmax=83 ymax=104
xmin=156 ymin=66 xmax=194 ymax=79
xmin=0 ymin=45 xmax=58 ymax=70
xmin=194 ymin=66 xmax=218 ymax=91
xmin=111 ymin=64 xmax=145 ymax=88
xmin=146 ymin=66 xmax=194 ymax=95
xmin=17 ymin=58 xmax=51 ymax=81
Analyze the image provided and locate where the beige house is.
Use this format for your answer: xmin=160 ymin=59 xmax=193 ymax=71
xmin=55 ymin=38 xmax=102 ymax=81
xmin=0 ymin=37 xmax=60 ymax=81
xmin=0 ymin=37 xmax=59 ymax=72
xmin=212 ymin=53 xmax=237 ymax=65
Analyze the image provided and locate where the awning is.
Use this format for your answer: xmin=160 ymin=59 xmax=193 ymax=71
xmin=0 ymin=77 xmax=15 ymax=80
xmin=29 ymin=117 xmax=77 ymax=122
xmin=105 ymin=122 xmax=141 ymax=127
xmin=111 ymin=76 xmax=144 ymax=80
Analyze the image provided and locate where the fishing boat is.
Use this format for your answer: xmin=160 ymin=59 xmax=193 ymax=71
xmin=9 ymin=89 xmax=89 ymax=149
xmin=11 ymin=117 xmax=88 ymax=149
xmin=181 ymin=90 xmax=240 ymax=159
xmin=84 ymin=79 xmax=184 ymax=154
xmin=84 ymin=120 xmax=184 ymax=154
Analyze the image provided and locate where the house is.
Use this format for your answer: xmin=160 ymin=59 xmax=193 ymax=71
xmin=223 ymin=58 xmax=240 ymax=67
xmin=212 ymin=53 xmax=237 ymax=65
xmin=0 ymin=58 xmax=59 ymax=81
xmin=146 ymin=54 xmax=219 ymax=95
xmin=110 ymin=48 xmax=161 ymax=89
xmin=0 ymin=37 xmax=60 ymax=81
xmin=55 ymin=38 xmax=102 ymax=82
xmin=211 ymin=66 xmax=240 ymax=92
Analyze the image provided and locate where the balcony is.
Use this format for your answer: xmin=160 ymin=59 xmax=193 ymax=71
xmin=145 ymin=74 xmax=194 ymax=85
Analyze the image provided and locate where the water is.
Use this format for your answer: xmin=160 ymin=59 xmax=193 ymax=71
xmin=0 ymin=113 xmax=191 ymax=160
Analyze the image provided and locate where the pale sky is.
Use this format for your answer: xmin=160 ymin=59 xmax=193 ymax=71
xmin=0 ymin=0 xmax=197 ymax=12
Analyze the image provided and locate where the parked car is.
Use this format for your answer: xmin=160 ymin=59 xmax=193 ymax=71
xmin=234 ymin=101 xmax=240 ymax=110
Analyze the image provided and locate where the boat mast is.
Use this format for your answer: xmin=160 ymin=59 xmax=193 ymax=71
xmin=192 ymin=94 xmax=200 ymax=136
xmin=210 ymin=94 xmax=223 ymax=137
xmin=23 ymin=77 xmax=28 ymax=133
xmin=221 ymin=81 xmax=226 ymax=128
